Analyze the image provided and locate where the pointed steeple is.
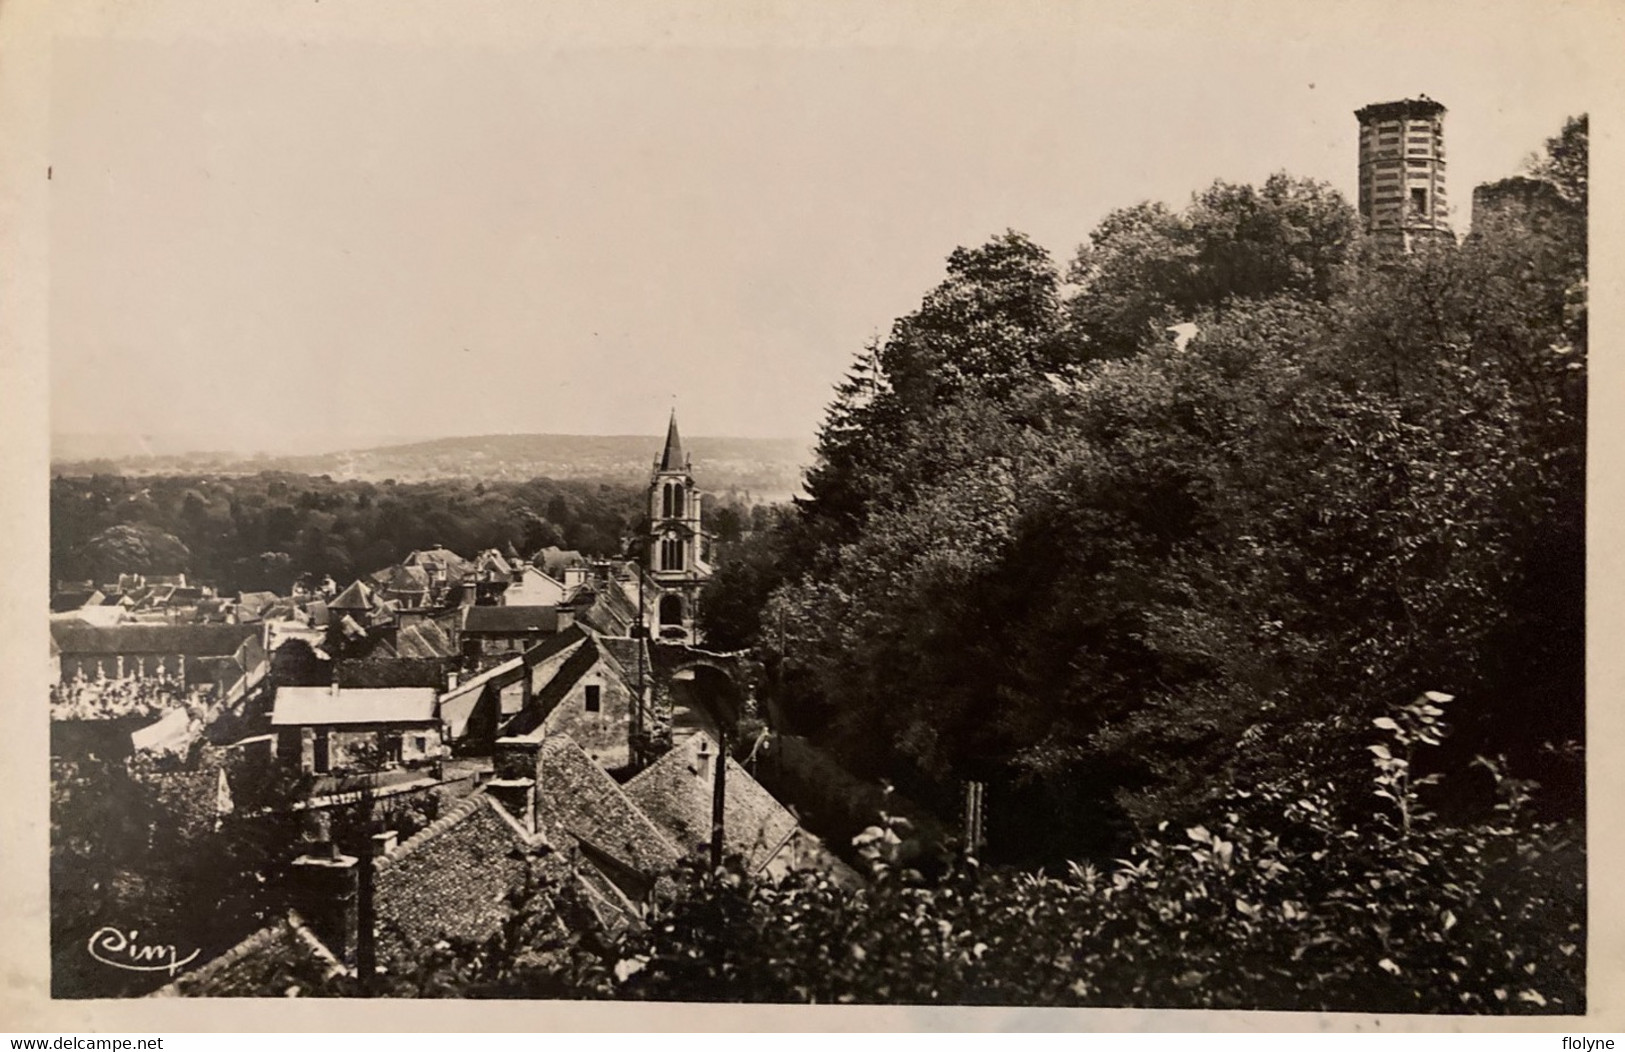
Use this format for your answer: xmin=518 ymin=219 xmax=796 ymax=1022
xmin=659 ymin=410 xmax=687 ymax=472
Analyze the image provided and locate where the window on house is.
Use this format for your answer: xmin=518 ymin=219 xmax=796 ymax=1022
xmin=584 ymin=684 xmax=601 ymax=712
xmin=1411 ymin=187 xmax=1428 ymax=215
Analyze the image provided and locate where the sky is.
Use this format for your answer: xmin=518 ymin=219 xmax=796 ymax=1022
xmin=44 ymin=1 xmax=1608 ymax=454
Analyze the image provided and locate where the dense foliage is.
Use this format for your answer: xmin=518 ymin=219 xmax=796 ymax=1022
xmin=50 ymin=750 xmax=304 ymax=997
xmin=337 ymin=695 xmax=1579 ymax=1012
xmin=709 ymin=132 xmax=1585 ymax=863
xmin=50 ymin=473 xmax=646 ymax=593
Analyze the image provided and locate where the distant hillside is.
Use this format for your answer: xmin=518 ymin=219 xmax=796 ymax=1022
xmin=52 ymin=433 xmax=814 ymax=502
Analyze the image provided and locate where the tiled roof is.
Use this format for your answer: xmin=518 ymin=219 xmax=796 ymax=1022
xmin=395 ymin=624 xmax=444 ymax=660
xmin=50 ymin=589 xmax=101 ymax=613
xmin=626 ymin=733 xmax=800 ymax=874
xmin=535 ymin=735 xmax=681 ymax=879
xmin=329 ymin=579 xmax=374 ymax=611
xmin=335 ymin=658 xmax=448 ymax=689
xmin=271 ymin=685 xmax=438 ymax=726
xmin=386 ymin=565 xmax=430 ymax=594
xmin=415 ymin=618 xmax=454 ymax=654
xmin=502 ymin=641 xmax=599 ymax=737
xmin=596 ymin=634 xmax=650 ymax=682
xmin=523 ymin=623 xmax=587 ymax=666
xmin=369 ymin=793 xmax=560 ymax=966
xmin=238 ymin=591 xmax=279 ymax=613
xmin=476 ymin=549 xmax=514 ymax=576
xmin=150 ymin=910 xmax=345 ymax=998
xmin=49 ymin=622 xmax=260 ymax=657
xmin=405 ymin=548 xmax=473 ymax=583
xmin=536 ymin=546 xmax=587 ymax=577
xmin=463 ymin=605 xmax=561 ymax=634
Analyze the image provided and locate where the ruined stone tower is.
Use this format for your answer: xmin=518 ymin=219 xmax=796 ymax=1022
xmin=1355 ymin=97 xmax=1454 ymax=253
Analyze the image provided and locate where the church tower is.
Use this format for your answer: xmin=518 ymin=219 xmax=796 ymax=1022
xmin=647 ymin=411 xmax=711 ymax=642
xmin=1355 ymin=96 xmax=1454 ymax=253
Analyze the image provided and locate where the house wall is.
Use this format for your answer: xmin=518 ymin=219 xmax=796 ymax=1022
xmin=287 ymin=722 xmax=444 ymax=774
xmin=539 ymin=656 xmax=636 ymax=769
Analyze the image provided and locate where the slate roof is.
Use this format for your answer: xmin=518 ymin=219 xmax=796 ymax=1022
xmin=535 ymin=735 xmax=681 ymax=879
xmin=271 ymin=686 xmax=438 ymax=726
xmin=49 ymin=622 xmax=260 ymax=657
xmin=626 ymin=733 xmax=800 ymax=874
xmin=463 ymin=605 xmax=561 ymax=635
xmin=658 ymin=410 xmax=687 ymax=471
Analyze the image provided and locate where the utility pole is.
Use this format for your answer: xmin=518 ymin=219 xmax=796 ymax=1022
xmin=710 ymin=730 xmax=727 ymax=871
xmin=634 ymin=549 xmax=646 ymax=768
xmin=355 ymin=775 xmax=377 ymax=995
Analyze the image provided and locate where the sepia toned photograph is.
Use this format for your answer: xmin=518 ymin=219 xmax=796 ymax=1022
xmin=9 ymin=0 xmax=1610 ymax=1025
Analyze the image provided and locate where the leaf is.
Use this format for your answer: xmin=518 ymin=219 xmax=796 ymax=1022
xmin=1186 ymin=825 xmax=1213 ymax=844
xmin=1378 ymin=958 xmax=1402 ymax=976
xmin=1518 ymin=990 xmax=1547 ymax=1007
xmin=1372 ymin=717 xmax=1400 ymax=731
xmin=613 ymin=956 xmax=649 ymax=982
xmin=1367 ymin=744 xmax=1392 ymax=760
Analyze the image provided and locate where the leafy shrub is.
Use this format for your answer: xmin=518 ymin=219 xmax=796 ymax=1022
xmin=361 ymin=692 xmax=1580 ymax=1012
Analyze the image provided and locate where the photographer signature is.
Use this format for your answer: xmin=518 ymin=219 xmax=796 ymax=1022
xmin=87 ymin=926 xmax=200 ymax=976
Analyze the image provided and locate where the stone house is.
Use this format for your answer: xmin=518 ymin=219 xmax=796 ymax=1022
xmin=460 ymin=604 xmax=569 ymax=669
xmin=271 ymin=685 xmax=444 ymax=775
xmin=50 ymin=621 xmax=266 ymax=692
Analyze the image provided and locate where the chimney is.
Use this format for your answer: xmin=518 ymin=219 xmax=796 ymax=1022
xmin=487 ymin=736 xmax=543 ymax=834
xmin=372 ymin=829 xmax=398 ymax=857
xmin=694 ymin=735 xmax=713 ymax=782
xmin=289 ymin=850 xmax=360 ymax=962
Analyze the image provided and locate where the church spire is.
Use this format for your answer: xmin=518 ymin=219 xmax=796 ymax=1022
xmin=659 ymin=410 xmax=687 ymax=472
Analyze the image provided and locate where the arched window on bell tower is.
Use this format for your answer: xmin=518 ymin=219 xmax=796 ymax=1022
xmin=661 ymin=534 xmax=685 ymax=572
